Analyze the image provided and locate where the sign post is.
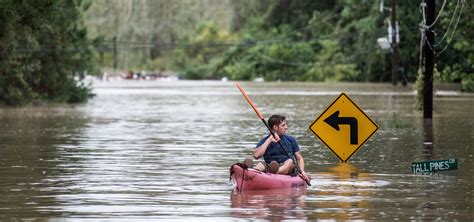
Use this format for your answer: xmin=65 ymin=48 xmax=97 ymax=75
xmin=309 ymin=93 xmax=378 ymax=162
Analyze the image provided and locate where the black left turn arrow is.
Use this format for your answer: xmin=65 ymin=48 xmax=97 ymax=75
xmin=324 ymin=111 xmax=358 ymax=144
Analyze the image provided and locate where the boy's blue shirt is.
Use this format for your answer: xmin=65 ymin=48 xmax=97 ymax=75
xmin=256 ymin=134 xmax=300 ymax=164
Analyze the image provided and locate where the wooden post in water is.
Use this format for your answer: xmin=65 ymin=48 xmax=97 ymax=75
xmin=391 ymin=0 xmax=398 ymax=86
xmin=113 ymin=36 xmax=118 ymax=72
xmin=423 ymin=0 xmax=435 ymax=119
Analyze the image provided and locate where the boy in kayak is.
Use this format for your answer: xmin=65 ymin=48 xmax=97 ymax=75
xmin=245 ymin=114 xmax=309 ymax=181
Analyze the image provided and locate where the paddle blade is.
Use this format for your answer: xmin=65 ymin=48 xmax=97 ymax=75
xmin=236 ymin=83 xmax=265 ymax=120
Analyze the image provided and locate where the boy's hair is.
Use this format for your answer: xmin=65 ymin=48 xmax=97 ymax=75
xmin=268 ymin=115 xmax=286 ymax=129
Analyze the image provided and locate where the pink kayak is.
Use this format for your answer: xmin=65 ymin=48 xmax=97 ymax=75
xmin=230 ymin=163 xmax=310 ymax=191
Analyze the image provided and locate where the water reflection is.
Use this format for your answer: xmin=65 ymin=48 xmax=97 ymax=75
xmin=230 ymin=188 xmax=307 ymax=220
xmin=416 ymin=119 xmax=439 ymax=220
xmin=307 ymin=163 xmax=380 ymax=220
xmin=422 ymin=118 xmax=434 ymax=159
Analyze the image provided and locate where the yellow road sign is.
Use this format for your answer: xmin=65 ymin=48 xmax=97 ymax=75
xmin=309 ymin=93 xmax=378 ymax=162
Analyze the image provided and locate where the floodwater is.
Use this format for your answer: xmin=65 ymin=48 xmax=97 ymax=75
xmin=0 ymin=80 xmax=472 ymax=220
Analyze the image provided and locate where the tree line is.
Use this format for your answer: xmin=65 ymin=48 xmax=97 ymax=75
xmin=0 ymin=0 xmax=472 ymax=105
xmin=84 ymin=0 xmax=474 ymax=91
xmin=0 ymin=0 xmax=95 ymax=105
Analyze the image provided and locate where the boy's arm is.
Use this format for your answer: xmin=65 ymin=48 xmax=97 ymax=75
xmin=295 ymin=151 xmax=309 ymax=181
xmin=295 ymin=151 xmax=305 ymax=172
xmin=253 ymin=134 xmax=279 ymax=159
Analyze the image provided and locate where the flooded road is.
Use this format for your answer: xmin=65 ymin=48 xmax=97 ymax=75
xmin=0 ymin=80 xmax=472 ymax=220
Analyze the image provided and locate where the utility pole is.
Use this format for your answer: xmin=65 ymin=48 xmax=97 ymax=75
xmin=423 ymin=0 xmax=435 ymax=118
xmin=391 ymin=0 xmax=398 ymax=86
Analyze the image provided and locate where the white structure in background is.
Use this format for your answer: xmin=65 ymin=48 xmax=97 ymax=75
xmin=387 ymin=20 xmax=400 ymax=44
xmin=377 ymin=37 xmax=391 ymax=50
xmin=379 ymin=0 xmax=391 ymax=13
xmin=253 ymin=77 xmax=264 ymax=82
xmin=101 ymin=72 xmax=109 ymax=81
xmin=377 ymin=0 xmax=399 ymax=50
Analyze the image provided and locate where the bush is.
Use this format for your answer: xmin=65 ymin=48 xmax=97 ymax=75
xmin=0 ymin=0 xmax=95 ymax=106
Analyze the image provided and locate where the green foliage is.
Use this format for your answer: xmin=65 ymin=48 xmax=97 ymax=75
xmin=435 ymin=1 xmax=474 ymax=92
xmin=301 ymin=40 xmax=360 ymax=81
xmin=80 ymin=0 xmax=473 ymax=91
xmin=386 ymin=113 xmax=410 ymax=129
xmin=0 ymin=0 xmax=95 ymax=106
xmin=415 ymin=66 xmax=441 ymax=110
xmin=220 ymin=36 xmax=315 ymax=81
xmin=414 ymin=68 xmax=425 ymax=111
xmin=169 ymin=21 xmax=237 ymax=79
xmin=216 ymin=0 xmax=367 ymax=82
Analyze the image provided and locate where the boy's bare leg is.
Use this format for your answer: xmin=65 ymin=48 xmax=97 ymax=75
xmin=255 ymin=162 xmax=266 ymax=172
xmin=277 ymin=159 xmax=294 ymax=175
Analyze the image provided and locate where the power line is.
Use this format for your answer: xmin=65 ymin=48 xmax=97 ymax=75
xmin=421 ymin=0 xmax=465 ymax=55
xmin=426 ymin=0 xmax=447 ymax=28
xmin=10 ymin=27 xmax=389 ymax=53
xmin=433 ymin=0 xmax=462 ymax=46
xmin=434 ymin=0 xmax=465 ymax=48
xmin=258 ymin=44 xmax=377 ymax=68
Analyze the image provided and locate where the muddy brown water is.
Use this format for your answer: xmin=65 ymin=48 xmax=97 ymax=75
xmin=0 ymin=80 xmax=472 ymax=220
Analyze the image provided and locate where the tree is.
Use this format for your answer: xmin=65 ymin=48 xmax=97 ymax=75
xmin=0 ymin=0 xmax=94 ymax=106
xmin=436 ymin=0 xmax=473 ymax=91
xmin=79 ymin=0 xmax=473 ymax=91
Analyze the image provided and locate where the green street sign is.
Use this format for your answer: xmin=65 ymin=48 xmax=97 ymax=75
xmin=412 ymin=159 xmax=458 ymax=174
